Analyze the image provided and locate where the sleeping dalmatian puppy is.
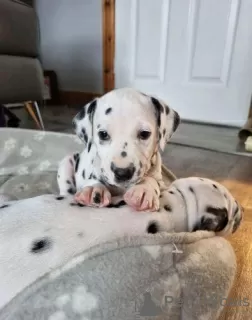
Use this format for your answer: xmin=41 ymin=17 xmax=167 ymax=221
xmin=57 ymin=87 xmax=180 ymax=211
xmin=0 ymin=177 xmax=242 ymax=309
xmin=159 ymin=177 xmax=243 ymax=235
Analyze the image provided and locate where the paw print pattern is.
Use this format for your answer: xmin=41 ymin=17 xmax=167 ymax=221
xmin=20 ymin=145 xmax=32 ymax=158
xmin=50 ymin=285 xmax=98 ymax=320
xmin=33 ymin=131 xmax=46 ymax=141
xmin=38 ymin=160 xmax=51 ymax=171
xmin=4 ymin=138 xmax=16 ymax=151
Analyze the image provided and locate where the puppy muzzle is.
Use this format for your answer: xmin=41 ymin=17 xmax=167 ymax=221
xmin=111 ymin=162 xmax=136 ymax=183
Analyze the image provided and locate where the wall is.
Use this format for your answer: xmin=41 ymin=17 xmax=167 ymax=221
xmin=35 ymin=0 xmax=103 ymax=93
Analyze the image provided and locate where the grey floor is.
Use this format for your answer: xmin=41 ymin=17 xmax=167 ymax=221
xmin=170 ymin=121 xmax=250 ymax=156
xmin=10 ymin=104 xmax=251 ymax=157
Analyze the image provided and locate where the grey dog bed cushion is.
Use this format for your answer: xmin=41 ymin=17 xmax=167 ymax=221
xmin=0 ymin=128 xmax=237 ymax=320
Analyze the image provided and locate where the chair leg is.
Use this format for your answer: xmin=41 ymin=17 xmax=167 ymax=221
xmin=24 ymin=102 xmax=42 ymax=129
xmin=33 ymin=101 xmax=45 ymax=130
xmin=24 ymin=101 xmax=45 ymax=130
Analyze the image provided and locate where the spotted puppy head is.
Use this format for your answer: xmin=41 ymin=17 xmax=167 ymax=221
xmin=73 ymin=87 xmax=180 ymax=188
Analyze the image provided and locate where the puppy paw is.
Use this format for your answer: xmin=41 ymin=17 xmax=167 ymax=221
xmin=124 ymin=185 xmax=159 ymax=212
xmin=74 ymin=184 xmax=111 ymax=207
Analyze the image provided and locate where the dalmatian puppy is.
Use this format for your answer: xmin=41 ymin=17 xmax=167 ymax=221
xmin=159 ymin=177 xmax=243 ymax=236
xmin=57 ymin=87 xmax=180 ymax=211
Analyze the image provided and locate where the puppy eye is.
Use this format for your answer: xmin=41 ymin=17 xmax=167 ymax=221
xmin=138 ymin=130 xmax=151 ymax=140
xmin=98 ymin=130 xmax=110 ymax=141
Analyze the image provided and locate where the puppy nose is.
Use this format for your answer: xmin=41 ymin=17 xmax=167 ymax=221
xmin=111 ymin=162 xmax=135 ymax=182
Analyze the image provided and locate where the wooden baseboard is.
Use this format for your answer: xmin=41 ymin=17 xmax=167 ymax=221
xmin=60 ymin=91 xmax=102 ymax=105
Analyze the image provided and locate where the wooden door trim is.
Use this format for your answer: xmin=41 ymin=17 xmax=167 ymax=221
xmin=102 ymin=0 xmax=115 ymax=93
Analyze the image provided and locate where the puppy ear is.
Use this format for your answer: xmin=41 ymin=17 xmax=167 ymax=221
xmin=150 ymin=96 xmax=180 ymax=151
xmin=72 ymin=99 xmax=97 ymax=148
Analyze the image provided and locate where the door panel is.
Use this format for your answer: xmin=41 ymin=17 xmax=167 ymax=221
xmin=115 ymin=0 xmax=252 ymax=126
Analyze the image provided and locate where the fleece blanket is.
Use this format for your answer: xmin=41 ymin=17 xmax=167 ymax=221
xmin=0 ymin=128 xmax=237 ymax=320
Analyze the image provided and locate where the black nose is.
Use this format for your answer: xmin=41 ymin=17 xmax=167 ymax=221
xmin=111 ymin=162 xmax=135 ymax=182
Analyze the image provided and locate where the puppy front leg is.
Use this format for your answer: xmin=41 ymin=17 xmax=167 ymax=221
xmin=57 ymin=154 xmax=77 ymax=196
xmin=124 ymin=177 xmax=160 ymax=212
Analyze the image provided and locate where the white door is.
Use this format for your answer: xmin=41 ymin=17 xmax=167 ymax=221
xmin=115 ymin=0 xmax=252 ymax=127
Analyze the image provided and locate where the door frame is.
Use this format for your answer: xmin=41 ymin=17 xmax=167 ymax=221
xmin=102 ymin=0 xmax=116 ymax=93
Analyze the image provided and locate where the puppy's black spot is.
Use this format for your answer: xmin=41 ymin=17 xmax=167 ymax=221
xmin=73 ymin=153 xmax=80 ymax=173
xmin=76 ymin=107 xmax=86 ymax=120
xmin=151 ymin=97 xmax=164 ymax=128
xmin=92 ymin=174 xmax=97 ymax=180
xmin=70 ymin=202 xmax=85 ymax=207
xmin=147 ymin=221 xmax=159 ymax=234
xmin=97 ymin=124 xmax=101 ymax=129
xmin=165 ymin=105 xmax=170 ymax=115
xmin=107 ymin=200 xmax=126 ymax=208
xmin=93 ymin=192 xmax=101 ymax=204
xmin=87 ymin=142 xmax=92 ymax=153
xmin=213 ymin=184 xmax=218 ymax=189
xmin=169 ymin=191 xmax=174 ymax=194
xmin=0 ymin=204 xmax=9 ymax=209
xmin=91 ymin=159 xmax=94 ymax=164
xmin=68 ymin=187 xmax=75 ymax=195
xmin=124 ymin=142 xmax=128 ymax=149
xmin=163 ymin=129 xmax=166 ymax=136
xmin=121 ymin=151 xmax=127 ymax=157
xmin=81 ymin=128 xmax=88 ymax=144
xmin=87 ymin=99 xmax=97 ymax=121
xmin=66 ymin=180 xmax=71 ymax=185
xmin=164 ymin=204 xmax=172 ymax=211
xmin=55 ymin=196 xmax=65 ymax=200
xmin=105 ymin=107 xmax=112 ymax=115
xmin=232 ymin=216 xmax=242 ymax=233
xmin=31 ymin=238 xmax=51 ymax=254
xmin=189 ymin=186 xmax=194 ymax=193
xmin=82 ymin=170 xmax=86 ymax=179
xmin=73 ymin=153 xmax=79 ymax=162
xmin=205 ymin=206 xmax=229 ymax=232
xmin=173 ymin=111 xmax=180 ymax=133
xmin=75 ymin=158 xmax=80 ymax=173
xmin=139 ymin=161 xmax=143 ymax=168
xmin=84 ymin=135 xmax=88 ymax=144
xmin=89 ymin=173 xmax=93 ymax=179
xmin=151 ymin=97 xmax=164 ymax=113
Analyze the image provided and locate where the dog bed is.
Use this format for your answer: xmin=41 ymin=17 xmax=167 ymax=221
xmin=0 ymin=128 xmax=237 ymax=320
